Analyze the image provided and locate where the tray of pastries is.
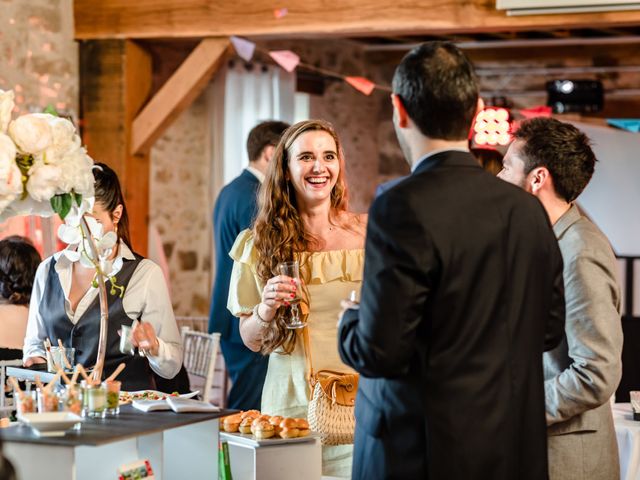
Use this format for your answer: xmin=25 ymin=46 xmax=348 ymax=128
xmin=220 ymin=410 xmax=317 ymax=447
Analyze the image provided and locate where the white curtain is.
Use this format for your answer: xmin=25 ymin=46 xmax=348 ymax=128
xmin=207 ymin=61 xmax=295 ymax=199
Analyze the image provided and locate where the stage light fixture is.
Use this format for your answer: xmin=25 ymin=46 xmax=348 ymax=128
xmin=472 ymin=107 xmax=512 ymax=147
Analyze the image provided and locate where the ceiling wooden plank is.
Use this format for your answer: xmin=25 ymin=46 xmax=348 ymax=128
xmin=130 ymin=38 xmax=230 ymax=155
xmin=73 ymin=0 xmax=640 ymax=40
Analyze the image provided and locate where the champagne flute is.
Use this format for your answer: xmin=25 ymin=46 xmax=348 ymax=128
xmin=278 ymin=261 xmax=307 ymax=329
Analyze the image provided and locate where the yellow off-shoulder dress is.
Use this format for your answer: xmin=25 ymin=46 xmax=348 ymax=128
xmin=227 ymin=229 xmax=364 ymax=478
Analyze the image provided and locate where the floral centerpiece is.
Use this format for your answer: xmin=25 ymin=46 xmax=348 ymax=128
xmin=0 ymin=88 xmax=117 ymax=381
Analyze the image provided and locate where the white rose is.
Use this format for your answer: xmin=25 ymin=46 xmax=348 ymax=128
xmin=26 ymin=163 xmax=61 ymax=202
xmin=8 ymin=113 xmax=53 ymax=155
xmin=0 ymin=133 xmax=22 ymax=198
xmin=0 ymin=89 xmax=15 ymax=134
xmin=56 ymin=146 xmax=95 ymax=196
xmin=42 ymin=116 xmax=81 ymax=165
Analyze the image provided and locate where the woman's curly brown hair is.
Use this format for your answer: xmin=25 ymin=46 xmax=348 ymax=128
xmin=0 ymin=236 xmax=41 ymax=305
xmin=253 ymin=119 xmax=350 ymax=354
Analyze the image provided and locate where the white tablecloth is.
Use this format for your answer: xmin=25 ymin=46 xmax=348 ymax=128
xmin=614 ymin=403 xmax=640 ymax=480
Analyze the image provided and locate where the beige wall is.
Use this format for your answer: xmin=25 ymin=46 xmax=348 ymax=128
xmin=0 ymin=0 xmax=78 ymax=116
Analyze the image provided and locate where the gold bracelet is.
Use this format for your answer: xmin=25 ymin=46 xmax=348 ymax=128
xmin=253 ymin=304 xmax=272 ymax=329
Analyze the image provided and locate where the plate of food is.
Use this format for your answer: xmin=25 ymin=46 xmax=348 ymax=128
xmin=20 ymin=412 xmax=83 ymax=436
xmin=119 ymin=390 xmax=199 ymax=405
xmin=220 ymin=411 xmax=316 ymax=447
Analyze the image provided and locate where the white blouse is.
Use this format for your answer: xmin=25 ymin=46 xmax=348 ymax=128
xmin=23 ymin=242 xmax=183 ymax=379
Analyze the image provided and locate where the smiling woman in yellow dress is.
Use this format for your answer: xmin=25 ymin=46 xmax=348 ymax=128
xmin=227 ymin=120 xmax=366 ymax=477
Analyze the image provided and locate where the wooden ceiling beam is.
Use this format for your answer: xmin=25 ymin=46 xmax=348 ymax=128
xmin=73 ymin=0 xmax=640 ymax=40
xmin=130 ymin=37 xmax=230 ymax=155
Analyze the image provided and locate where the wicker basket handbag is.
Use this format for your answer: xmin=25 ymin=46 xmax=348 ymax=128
xmin=302 ymin=326 xmax=359 ymax=446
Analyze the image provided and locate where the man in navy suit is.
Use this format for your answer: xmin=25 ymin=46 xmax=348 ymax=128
xmin=338 ymin=42 xmax=565 ymax=479
xmin=209 ymin=120 xmax=289 ymax=409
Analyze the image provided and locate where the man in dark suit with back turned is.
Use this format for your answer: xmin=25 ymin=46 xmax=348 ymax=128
xmin=209 ymin=120 xmax=289 ymax=410
xmin=338 ymin=42 xmax=566 ymax=479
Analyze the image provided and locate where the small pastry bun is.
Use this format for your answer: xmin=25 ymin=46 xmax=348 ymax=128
xmin=241 ymin=409 xmax=261 ymax=419
xmin=239 ymin=416 xmax=254 ymax=434
xmin=269 ymin=416 xmax=284 ymax=437
xmin=279 ymin=418 xmax=299 ymax=438
xmin=251 ymin=415 xmax=271 ymax=434
xmin=253 ymin=420 xmax=275 ymax=439
xmin=222 ymin=413 xmax=243 ymax=433
xmin=295 ymin=418 xmax=310 ymax=437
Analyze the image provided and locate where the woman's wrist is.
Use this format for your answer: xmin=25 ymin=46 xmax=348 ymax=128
xmin=254 ymin=303 xmax=275 ymax=327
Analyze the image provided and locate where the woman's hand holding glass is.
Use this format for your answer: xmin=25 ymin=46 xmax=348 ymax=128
xmin=131 ymin=321 xmax=160 ymax=356
xmin=259 ymin=274 xmax=299 ymax=322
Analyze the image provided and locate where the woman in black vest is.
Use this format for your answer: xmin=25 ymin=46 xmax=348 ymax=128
xmin=22 ymin=163 xmax=183 ymax=391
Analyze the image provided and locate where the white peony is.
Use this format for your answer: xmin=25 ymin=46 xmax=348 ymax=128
xmin=56 ymin=146 xmax=95 ymax=196
xmin=0 ymin=89 xmax=15 ymax=134
xmin=0 ymin=133 xmax=22 ymax=216
xmin=8 ymin=113 xmax=53 ymax=155
xmin=42 ymin=115 xmax=81 ymax=165
xmin=26 ymin=162 xmax=61 ymax=202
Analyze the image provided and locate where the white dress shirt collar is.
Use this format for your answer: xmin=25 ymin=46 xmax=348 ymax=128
xmin=246 ymin=165 xmax=265 ymax=183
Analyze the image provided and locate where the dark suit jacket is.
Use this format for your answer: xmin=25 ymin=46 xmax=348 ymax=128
xmin=339 ymin=150 xmax=565 ymax=480
xmin=209 ymin=169 xmax=260 ymax=340
xmin=375 ymin=176 xmax=407 ymax=198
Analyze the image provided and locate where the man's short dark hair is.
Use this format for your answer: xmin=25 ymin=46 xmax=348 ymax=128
xmin=514 ymin=118 xmax=596 ymax=202
xmin=247 ymin=121 xmax=290 ymax=162
xmin=392 ymin=41 xmax=479 ymax=141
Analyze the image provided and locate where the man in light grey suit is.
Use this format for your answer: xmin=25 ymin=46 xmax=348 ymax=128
xmin=499 ymin=117 xmax=623 ymax=479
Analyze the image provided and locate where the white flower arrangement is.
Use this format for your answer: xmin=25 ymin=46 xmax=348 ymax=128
xmin=1 ymin=88 xmax=122 ymax=381
xmin=0 ymin=88 xmax=94 ymax=221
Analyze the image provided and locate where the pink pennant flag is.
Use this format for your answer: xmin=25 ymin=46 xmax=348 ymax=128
xmin=274 ymin=8 xmax=288 ymax=19
xmin=519 ymin=106 xmax=552 ymax=119
xmin=269 ymin=50 xmax=300 ymax=73
xmin=230 ymin=36 xmax=256 ymax=62
xmin=345 ymin=76 xmax=375 ymax=96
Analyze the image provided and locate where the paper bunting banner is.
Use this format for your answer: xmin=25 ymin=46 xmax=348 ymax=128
xmin=607 ymin=119 xmax=640 ymax=133
xmin=519 ymin=106 xmax=552 ymax=119
xmin=269 ymin=50 xmax=300 ymax=73
xmin=230 ymin=36 xmax=256 ymax=62
xmin=345 ymin=76 xmax=376 ymax=96
xmin=274 ymin=8 xmax=288 ymax=19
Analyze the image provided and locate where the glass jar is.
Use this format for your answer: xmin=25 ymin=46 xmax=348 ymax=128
xmin=37 ymin=388 xmax=60 ymax=413
xmin=15 ymin=391 xmax=37 ymax=419
xmin=103 ymin=380 xmax=121 ymax=415
xmin=62 ymin=384 xmax=83 ymax=416
xmin=82 ymin=381 xmax=106 ymax=418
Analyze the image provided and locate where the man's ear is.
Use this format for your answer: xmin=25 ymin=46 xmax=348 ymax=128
xmin=476 ymin=97 xmax=485 ymax=116
xmin=528 ymin=166 xmax=550 ymax=195
xmin=263 ymin=145 xmax=275 ymax=163
xmin=391 ymin=94 xmax=409 ymax=129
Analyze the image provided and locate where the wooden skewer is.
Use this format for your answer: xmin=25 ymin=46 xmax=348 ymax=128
xmin=76 ymin=364 xmax=91 ymax=382
xmin=105 ymin=363 xmax=126 ymax=383
xmin=70 ymin=368 xmax=80 ymax=385
xmin=57 ymin=368 xmax=72 ymax=385
xmin=8 ymin=377 xmax=22 ymax=395
xmin=44 ymin=372 xmax=62 ymax=393
xmin=34 ymin=374 xmax=43 ymax=391
xmin=90 ymin=360 xmax=103 ymax=384
xmin=57 ymin=339 xmax=72 ymax=370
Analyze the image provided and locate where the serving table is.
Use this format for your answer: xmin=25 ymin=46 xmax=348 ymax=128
xmin=0 ymin=405 xmax=232 ymax=480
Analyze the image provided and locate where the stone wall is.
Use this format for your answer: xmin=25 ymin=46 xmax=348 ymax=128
xmin=149 ymin=94 xmax=213 ymax=317
xmin=0 ymin=0 xmax=78 ymax=116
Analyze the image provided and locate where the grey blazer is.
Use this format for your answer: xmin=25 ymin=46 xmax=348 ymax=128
xmin=545 ymin=204 xmax=623 ymax=479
